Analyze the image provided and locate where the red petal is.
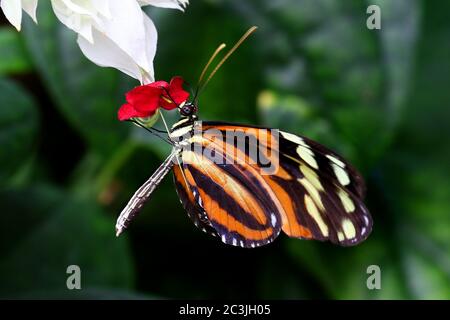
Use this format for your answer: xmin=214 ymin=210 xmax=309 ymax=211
xmin=118 ymin=103 xmax=150 ymax=121
xmin=147 ymin=80 xmax=169 ymax=89
xmin=160 ymin=98 xmax=178 ymax=110
xmin=168 ymin=76 xmax=190 ymax=104
xmin=125 ymin=85 xmax=162 ymax=113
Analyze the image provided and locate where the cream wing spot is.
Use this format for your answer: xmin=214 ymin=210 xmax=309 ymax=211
xmin=342 ymin=219 xmax=356 ymax=239
xmin=296 ymin=145 xmax=318 ymax=169
xmin=326 ymin=154 xmax=346 ymax=168
xmin=280 ymin=131 xmax=308 ymax=147
xmin=304 ymin=195 xmax=328 ymax=237
xmin=332 ymin=163 xmax=350 ymax=186
xmin=298 ymin=178 xmax=324 ymax=210
xmin=337 ymin=189 xmax=355 ymax=213
xmin=300 ymin=164 xmax=324 ymax=191
xmin=337 ymin=232 xmax=345 ymax=242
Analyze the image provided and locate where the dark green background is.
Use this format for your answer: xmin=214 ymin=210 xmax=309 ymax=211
xmin=0 ymin=0 xmax=449 ymax=299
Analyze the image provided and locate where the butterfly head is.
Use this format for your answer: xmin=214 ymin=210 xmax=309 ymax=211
xmin=179 ymin=101 xmax=198 ymax=118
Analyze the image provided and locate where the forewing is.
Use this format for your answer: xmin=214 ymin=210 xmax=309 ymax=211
xmin=279 ymin=131 xmax=366 ymax=198
xmin=271 ymin=130 xmax=372 ymax=245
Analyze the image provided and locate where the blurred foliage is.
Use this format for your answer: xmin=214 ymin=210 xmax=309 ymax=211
xmin=0 ymin=0 xmax=449 ymax=299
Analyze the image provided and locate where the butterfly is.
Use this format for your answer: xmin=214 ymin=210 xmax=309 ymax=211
xmin=115 ymin=27 xmax=372 ymax=248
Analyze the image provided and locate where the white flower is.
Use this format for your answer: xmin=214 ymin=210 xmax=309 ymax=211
xmin=0 ymin=0 xmax=38 ymax=31
xmin=50 ymin=0 xmax=112 ymax=44
xmin=77 ymin=7 xmax=157 ymax=84
xmin=56 ymin=0 xmax=158 ymax=83
xmin=1 ymin=0 xmax=189 ymax=84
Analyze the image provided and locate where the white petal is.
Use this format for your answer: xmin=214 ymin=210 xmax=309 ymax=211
xmin=91 ymin=0 xmax=111 ymax=19
xmin=77 ymin=14 xmax=156 ymax=84
xmin=50 ymin=0 xmax=95 ymax=43
xmin=142 ymin=13 xmax=157 ymax=82
xmin=1 ymin=0 xmax=23 ymax=31
xmin=77 ymin=30 xmax=143 ymax=82
xmin=138 ymin=0 xmax=189 ymax=11
xmin=21 ymin=0 xmax=39 ymax=23
xmin=56 ymin=0 xmax=93 ymax=15
xmin=98 ymin=0 xmax=154 ymax=75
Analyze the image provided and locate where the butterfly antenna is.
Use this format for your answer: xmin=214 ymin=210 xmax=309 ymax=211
xmin=192 ymin=43 xmax=227 ymax=103
xmin=197 ymin=43 xmax=227 ymax=87
xmin=194 ymin=26 xmax=258 ymax=103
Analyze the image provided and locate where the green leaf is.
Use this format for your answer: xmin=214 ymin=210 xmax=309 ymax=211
xmin=369 ymin=0 xmax=421 ymax=124
xmin=0 ymin=78 xmax=38 ymax=185
xmin=0 ymin=185 xmax=134 ymax=298
xmin=0 ymin=27 xmax=32 ymax=74
xmin=21 ymin=1 xmax=131 ymax=154
xmin=258 ymin=90 xmax=320 ymax=132
xmin=257 ymin=89 xmax=342 ymax=148
xmin=381 ymin=0 xmax=450 ymax=299
xmin=401 ymin=228 xmax=450 ymax=299
xmin=331 ymin=106 xmax=392 ymax=170
xmin=385 ymin=165 xmax=450 ymax=300
xmin=285 ymin=236 xmax=411 ymax=299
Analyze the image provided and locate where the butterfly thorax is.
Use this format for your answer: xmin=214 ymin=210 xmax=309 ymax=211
xmin=169 ymin=116 xmax=198 ymax=147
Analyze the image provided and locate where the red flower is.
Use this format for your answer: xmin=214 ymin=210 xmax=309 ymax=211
xmin=160 ymin=77 xmax=190 ymax=110
xmin=118 ymin=76 xmax=190 ymax=121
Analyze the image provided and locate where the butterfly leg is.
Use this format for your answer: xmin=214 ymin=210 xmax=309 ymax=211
xmin=115 ymin=149 xmax=180 ymax=236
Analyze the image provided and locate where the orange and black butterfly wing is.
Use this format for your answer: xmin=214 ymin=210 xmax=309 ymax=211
xmin=199 ymin=122 xmax=371 ymax=246
xmin=267 ymin=151 xmax=371 ymax=246
xmin=256 ymin=130 xmax=372 ymax=246
xmin=171 ymin=120 xmax=372 ymax=247
xmin=278 ymin=131 xmax=366 ymax=198
xmin=177 ymin=146 xmax=283 ymax=248
xmin=173 ymin=165 xmax=218 ymax=238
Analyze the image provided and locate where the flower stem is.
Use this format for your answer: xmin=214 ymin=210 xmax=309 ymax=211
xmin=95 ymin=140 xmax=138 ymax=197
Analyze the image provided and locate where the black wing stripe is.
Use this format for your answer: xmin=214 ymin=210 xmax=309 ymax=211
xmin=173 ymin=166 xmax=218 ymax=237
xmin=280 ymin=132 xmax=366 ymax=198
xmin=186 ymin=165 xmax=269 ymax=231
xmin=200 ymin=126 xmax=278 ymax=166
xmin=181 ymin=148 xmax=282 ymax=247
xmin=276 ymin=158 xmax=372 ymax=246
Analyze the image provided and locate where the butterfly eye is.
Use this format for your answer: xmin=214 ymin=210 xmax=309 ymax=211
xmin=180 ymin=106 xmax=191 ymax=116
xmin=180 ymin=103 xmax=196 ymax=117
